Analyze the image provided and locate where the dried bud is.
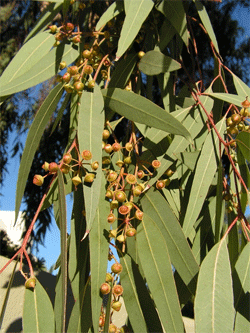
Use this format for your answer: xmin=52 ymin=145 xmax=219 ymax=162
xmin=100 ymin=282 xmax=111 ymax=295
xmin=241 ymin=97 xmax=250 ymax=108
xmin=137 ymin=170 xmax=145 ymax=179
xmin=110 ymin=200 xmax=119 ymax=209
xmin=112 ymin=142 xmax=121 ymax=152
xmin=83 ymin=65 xmax=93 ymax=75
xmin=115 ymin=191 xmax=126 ymax=202
xmin=81 ymin=150 xmax=92 ymax=160
xmin=126 ymin=174 xmax=136 ymax=184
xmin=63 ymin=153 xmax=72 ymax=164
xmin=49 ymin=162 xmax=59 ymax=173
xmin=111 ymin=263 xmax=122 ymax=274
xmin=116 ymin=160 xmax=124 ymax=168
xmin=112 ymin=284 xmax=123 ymax=296
xmin=102 ymin=129 xmax=110 ymax=140
xmin=156 ymin=180 xmax=166 ymax=190
xmin=107 ymin=171 xmax=118 ymax=182
xmin=60 ymin=164 xmax=70 ymax=174
xmin=107 ymin=213 xmax=116 ymax=223
xmin=152 ymin=160 xmax=161 ymax=169
xmin=33 ymin=175 xmax=44 ymax=186
xmin=65 ymin=22 xmax=74 ymax=31
xmin=91 ymin=161 xmax=99 ymax=170
xmin=135 ymin=210 xmax=143 ymax=220
xmin=118 ymin=205 xmax=130 ymax=215
xmin=126 ymin=228 xmax=137 ymax=237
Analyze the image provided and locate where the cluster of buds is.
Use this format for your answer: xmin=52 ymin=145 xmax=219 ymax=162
xmin=99 ymin=261 xmax=126 ymax=332
xmin=49 ymin=22 xmax=81 ymax=46
xmin=33 ymin=149 xmax=98 ymax=189
xmin=101 ymin=126 xmax=175 ymax=250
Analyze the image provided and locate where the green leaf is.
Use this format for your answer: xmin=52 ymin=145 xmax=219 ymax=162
xmin=0 ymin=43 xmax=78 ymax=97
xmin=232 ymin=72 xmax=250 ymax=97
xmin=175 ymin=150 xmax=200 ymax=171
xmin=237 ymin=148 xmax=250 ymax=211
xmin=57 ymin=169 xmax=68 ymax=333
xmin=0 ymin=260 xmax=18 ymax=329
xmin=159 ymin=18 xmax=176 ymax=52
xmin=116 ymin=0 xmax=154 ymax=59
xmin=68 ymin=185 xmax=89 ymax=298
xmin=142 ymin=188 xmax=199 ymax=295
xmin=182 ymin=117 xmax=226 ymax=238
xmin=15 ymin=83 xmax=64 ymax=222
xmin=102 ymin=88 xmax=192 ymax=141
xmin=23 ymin=279 xmax=55 ymax=333
xmin=157 ymin=0 xmax=189 ymax=47
xmin=0 ymin=32 xmax=54 ymax=84
xmin=233 ymin=243 xmax=250 ymax=333
xmin=214 ymin=159 xmax=223 ymax=242
xmin=109 ymin=52 xmax=138 ymax=89
xmin=51 ymin=92 xmax=70 ymax=134
xmin=236 ymin=132 xmax=250 ymax=162
xmin=137 ymin=213 xmax=184 ymax=333
xmin=67 ymin=279 xmax=92 ymax=333
xmin=96 ymin=1 xmax=124 ymax=31
xmin=25 ymin=3 xmax=63 ymax=42
xmin=119 ymin=254 xmax=148 ymax=332
xmin=194 ymin=239 xmax=234 ymax=333
xmin=89 ymin=174 xmax=110 ymax=332
xmin=78 ymin=85 xmax=104 ymax=236
xmin=193 ymin=0 xmax=219 ymax=54
xmin=207 ymin=92 xmax=245 ymax=107
xmin=139 ymin=50 xmax=181 ymax=75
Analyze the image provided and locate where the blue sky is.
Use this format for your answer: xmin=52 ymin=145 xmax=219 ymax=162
xmin=0 ymin=5 xmax=250 ymax=273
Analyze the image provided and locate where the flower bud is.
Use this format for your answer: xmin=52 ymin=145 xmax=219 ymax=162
xmin=152 ymin=160 xmax=161 ymax=169
xmin=156 ymin=180 xmax=166 ymax=190
xmin=123 ymin=156 xmax=132 ymax=164
xmin=138 ymin=51 xmax=145 ymax=59
xmin=110 ymin=200 xmax=119 ymax=209
xmin=59 ymin=61 xmax=67 ymax=70
xmin=102 ymin=156 xmax=111 ymax=165
xmin=107 ymin=213 xmax=116 ymax=223
xmin=25 ymin=277 xmax=36 ymax=290
xmin=118 ymin=205 xmax=130 ymax=215
xmin=62 ymin=72 xmax=71 ymax=83
xmin=125 ymin=142 xmax=133 ymax=151
xmin=104 ymin=144 xmax=113 ymax=154
xmin=135 ymin=210 xmax=143 ymax=220
xmin=126 ymin=174 xmax=136 ymax=184
xmin=81 ymin=150 xmax=92 ymax=160
xmin=74 ymin=81 xmax=84 ymax=91
xmin=115 ymin=190 xmax=126 ymax=202
xmin=109 ymin=324 xmax=117 ymax=333
xmin=106 ymin=273 xmax=114 ymax=283
xmin=88 ymin=80 xmax=95 ymax=89
xmin=49 ymin=162 xmax=59 ymax=173
xmin=112 ymin=142 xmax=121 ymax=152
xmin=60 ymin=164 xmax=70 ymax=174
xmin=117 ymin=234 xmax=125 ymax=243
xmin=49 ymin=25 xmax=57 ymax=34
xmin=42 ymin=161 xmax=49 ymax=172
xmin=109 ymin=229 xmax=117 ymax=238
xmin=125 ymin=202 xmax=133 ymax=211
xmin=137 ymin=170 xmax=145 ymax=179
xmin=106 ymin=189 xmax=114 ymax=199
xmin=241 ymin=98 xmax=250 ymax=108
xmin=116 ymin=160 xmax=124 ymax=168
xmin=112 ymin=301 xmax=122 ymax=312
xmin=82 ymin=50 xmax=92 ymax=59
xmin=112 ymin=284 xmax=123 ymax=296
xmin=72 ymin=175 xmax=82 ymax=186
xmin=111 ymin=263 xmax=122 ymax=274
xmin=65 ymin=22 xmax=74 ymax=31
xmin=63 ymin=153 xmax=72 ymax=164
xmin=133 ymin=186 xmax=142 ymax=197
xmin=84 ymin=173 xmax=95 ymax=183
xmin=33 ymin=175 xmax=44 ymax=186
xmin=126 ymin=228 xmax=137 ymax=237
xmin=102 ymin=129 xmax=110 ymax=140
xmin=91 ymin=161 xmax=99 ymax=170
xmin=83 ymin=65 xmax=93 ymax=75
xmin=107 ymin=171 xmax=118 ymax=182
xmin=100 ymin=282 xmax=111 ymax=295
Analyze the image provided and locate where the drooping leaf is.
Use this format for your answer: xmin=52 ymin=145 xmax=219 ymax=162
xmin=109 ymin=52 xmax=138 ymax=89
xmin=15 ymin=83 xmax=64 ymax=222
xmin=24 ymin=3 xmax=63 ymax=42
xmin=96 ymin=1 xmax=124 ymax=31
xmin=236 ymin=132 xmax=250 ymax=162
xmin=0 ymin=32 xmax=54 ymax=84
xmin=193 ymin=0 xmax=219 ymax=54
xmin=119 ymin=254 xmax=148 ymax=332
xmin=102 ymin=88 xmax=192 ymax=141
xmin=157 ymin=0 xmax=189 ymax=47
xmin=139 ymin=50 xmax=181 ymax=75
xmin=207 ymin=92 xmax=245 ymax=107
xmin=116 ymin=0 xmax=154 ymax=59
xmin=0 ymin=43 xmax=78 ymax=97
xmin=78 ymin=85 xmax=104 ymax=235
xmin=89 ymin=174 xmax=110 ymax=332
xmin=67 ymin=279 xmax=92 ymax=333
xmin=194 ymin=239 xmax=234 ymax=333
xmin=233 ymin=243 xmax=250 ymax=333
xmin=142 ymin=188 xmax=199 ymax=295
xmin=23 ymin=279 xmax=55 ymax=333
xmin=57 ymin=169 xmax=68 ymax=333
xmin=232 ymin=72 xmax=250 ymax=97
xmin=182 ymin=117 xmax=226 ymax=238
xmin=237 ymin=148 xmax=250 ymax=211
xmin=137 ymin=213 xmax=184 ymax=333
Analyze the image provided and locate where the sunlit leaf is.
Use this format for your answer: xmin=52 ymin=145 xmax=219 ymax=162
xmin=194 ymin=239 xmax=234 ymax=333
xmin=96 ymin=1 xmax=124 ymax=31
xmin=232 ymin=72 xmax=250 ymax=97
xmin=116 ymin=0 xmax=154 ymax=59
xmin=137 ymin=213 xmax=184 ymax=332
xmin=182 ymin=117 xmax=226 ymax=238
xmin=193 ymin=0 xmax=219 ymax=54
xmin=15 ymin=83 xmax=64 ymax=222
xmin=142 ymin=188 xmax=199 ymax=295
xmin=78 ymin=85 xmax=104 ymax=235
xmin=207 ymin=92 xmax=245 ymax=107
xmin=23 ymin=279 xmax=55 ymax=333
xmin=89 ymin=174 xmax=110 ymax=332
xmin=233 ymin=243 xmax=250 ymax=333
xmin=139 ymin=50 xmax=181 ymax=75
xmin=102 ymin=88 xmax=192 ymax=141
xmin=0 ymin=44 xmax=78 ymax=97
xmin=0 ymin=32 xmax=54 ymax=84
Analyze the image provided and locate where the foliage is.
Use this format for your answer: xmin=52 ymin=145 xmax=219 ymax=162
xmin=0 ymin=0 xmax=250 ymax=332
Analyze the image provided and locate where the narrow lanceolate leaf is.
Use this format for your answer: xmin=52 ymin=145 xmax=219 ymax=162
xmin=139 ymin=50 xmax=181 ymax=75
xmin=194 ymin=239 xmax=234 ymax=333
xmin=237 ymin=148 xmax=250 ymax=211
xmin=137 ymin=213 xmax=184 ymax=333
xmin=15 ymin=83 xmax=63 ymax=222
xmin=142 ymin=188 xmax=199 ymax=295
xmin=233 ymin=243 xmax=250 ymax=333
xmin=23 ymin=279 xmax=55 ymax=333
xmin=89 ymin=175 xmax=110 ymax=333
xmin=207 ymin=92 xmax=245 ymax=107
xmin=0 ymin=43 xmax=78 ymax=97
xmin=57 ymin=169 xmax=68 ymax=333
xmin=0 ymin=32 xmax=54 ymax=84
xmin=119 ymin=254 xmax=148 ymax=332
xmin=236 ymin=132 xmax=250 ymax=162
xmin=116 ymin=0 xmax=154 ymax=59
xmin=96 ymin=1 xmax=124 ymax=31
xmin=78 ymin=85 xmax=104 ymax=236
xmin=157 ymin=0 xmax=189 ymax=47
xmin=182 ymin=118 xmax=226 ymax=238
xmin=232 ymin=72 xmax=250 ymax=97
xmin=193 ymin=0 xmax=219 ymax=54
xmin=67 ymin=279 xmax=92 ymax=333
xmin=24 ymin=3 xmax=63 ymax=42
xmin=109 ymin=52 xmax=138 ymax=89
xmin=102 ymin=88 xmax=192 ymax=141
